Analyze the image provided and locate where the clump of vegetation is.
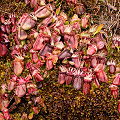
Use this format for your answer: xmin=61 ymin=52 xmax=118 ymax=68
xmin=0 ymin=0 xmax=120 ymax=119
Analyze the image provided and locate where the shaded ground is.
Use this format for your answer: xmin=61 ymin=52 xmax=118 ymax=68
xmin=0 ymin=0 xmax=120 ymax=119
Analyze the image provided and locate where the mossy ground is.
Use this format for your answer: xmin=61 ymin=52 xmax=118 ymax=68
xmin=0 ymin=0 xmax=120 ymax=119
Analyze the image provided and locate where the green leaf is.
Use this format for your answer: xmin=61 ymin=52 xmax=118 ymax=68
xmin=64 ymin=21 xmax=69 ymax=25
xmin=7 ymin=60 xmax=10 ymax=66
xmin=21 ymin=40 xmax=26 ymax=46
xmin=62 ymin=58 xmax=68 ymax=64
xmin=92 ymin=24 xmax=103 ymax=37
xmin=52 ymin=19 xmax=55 ymax=23
xmin=56 ymin=6 xmax=60 ymax=15
xmin=28 ymin=112 xmax=34 ymax=120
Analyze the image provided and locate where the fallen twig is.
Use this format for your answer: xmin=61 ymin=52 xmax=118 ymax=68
xmin=102 ymin=0 xmax=117 ymax=11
